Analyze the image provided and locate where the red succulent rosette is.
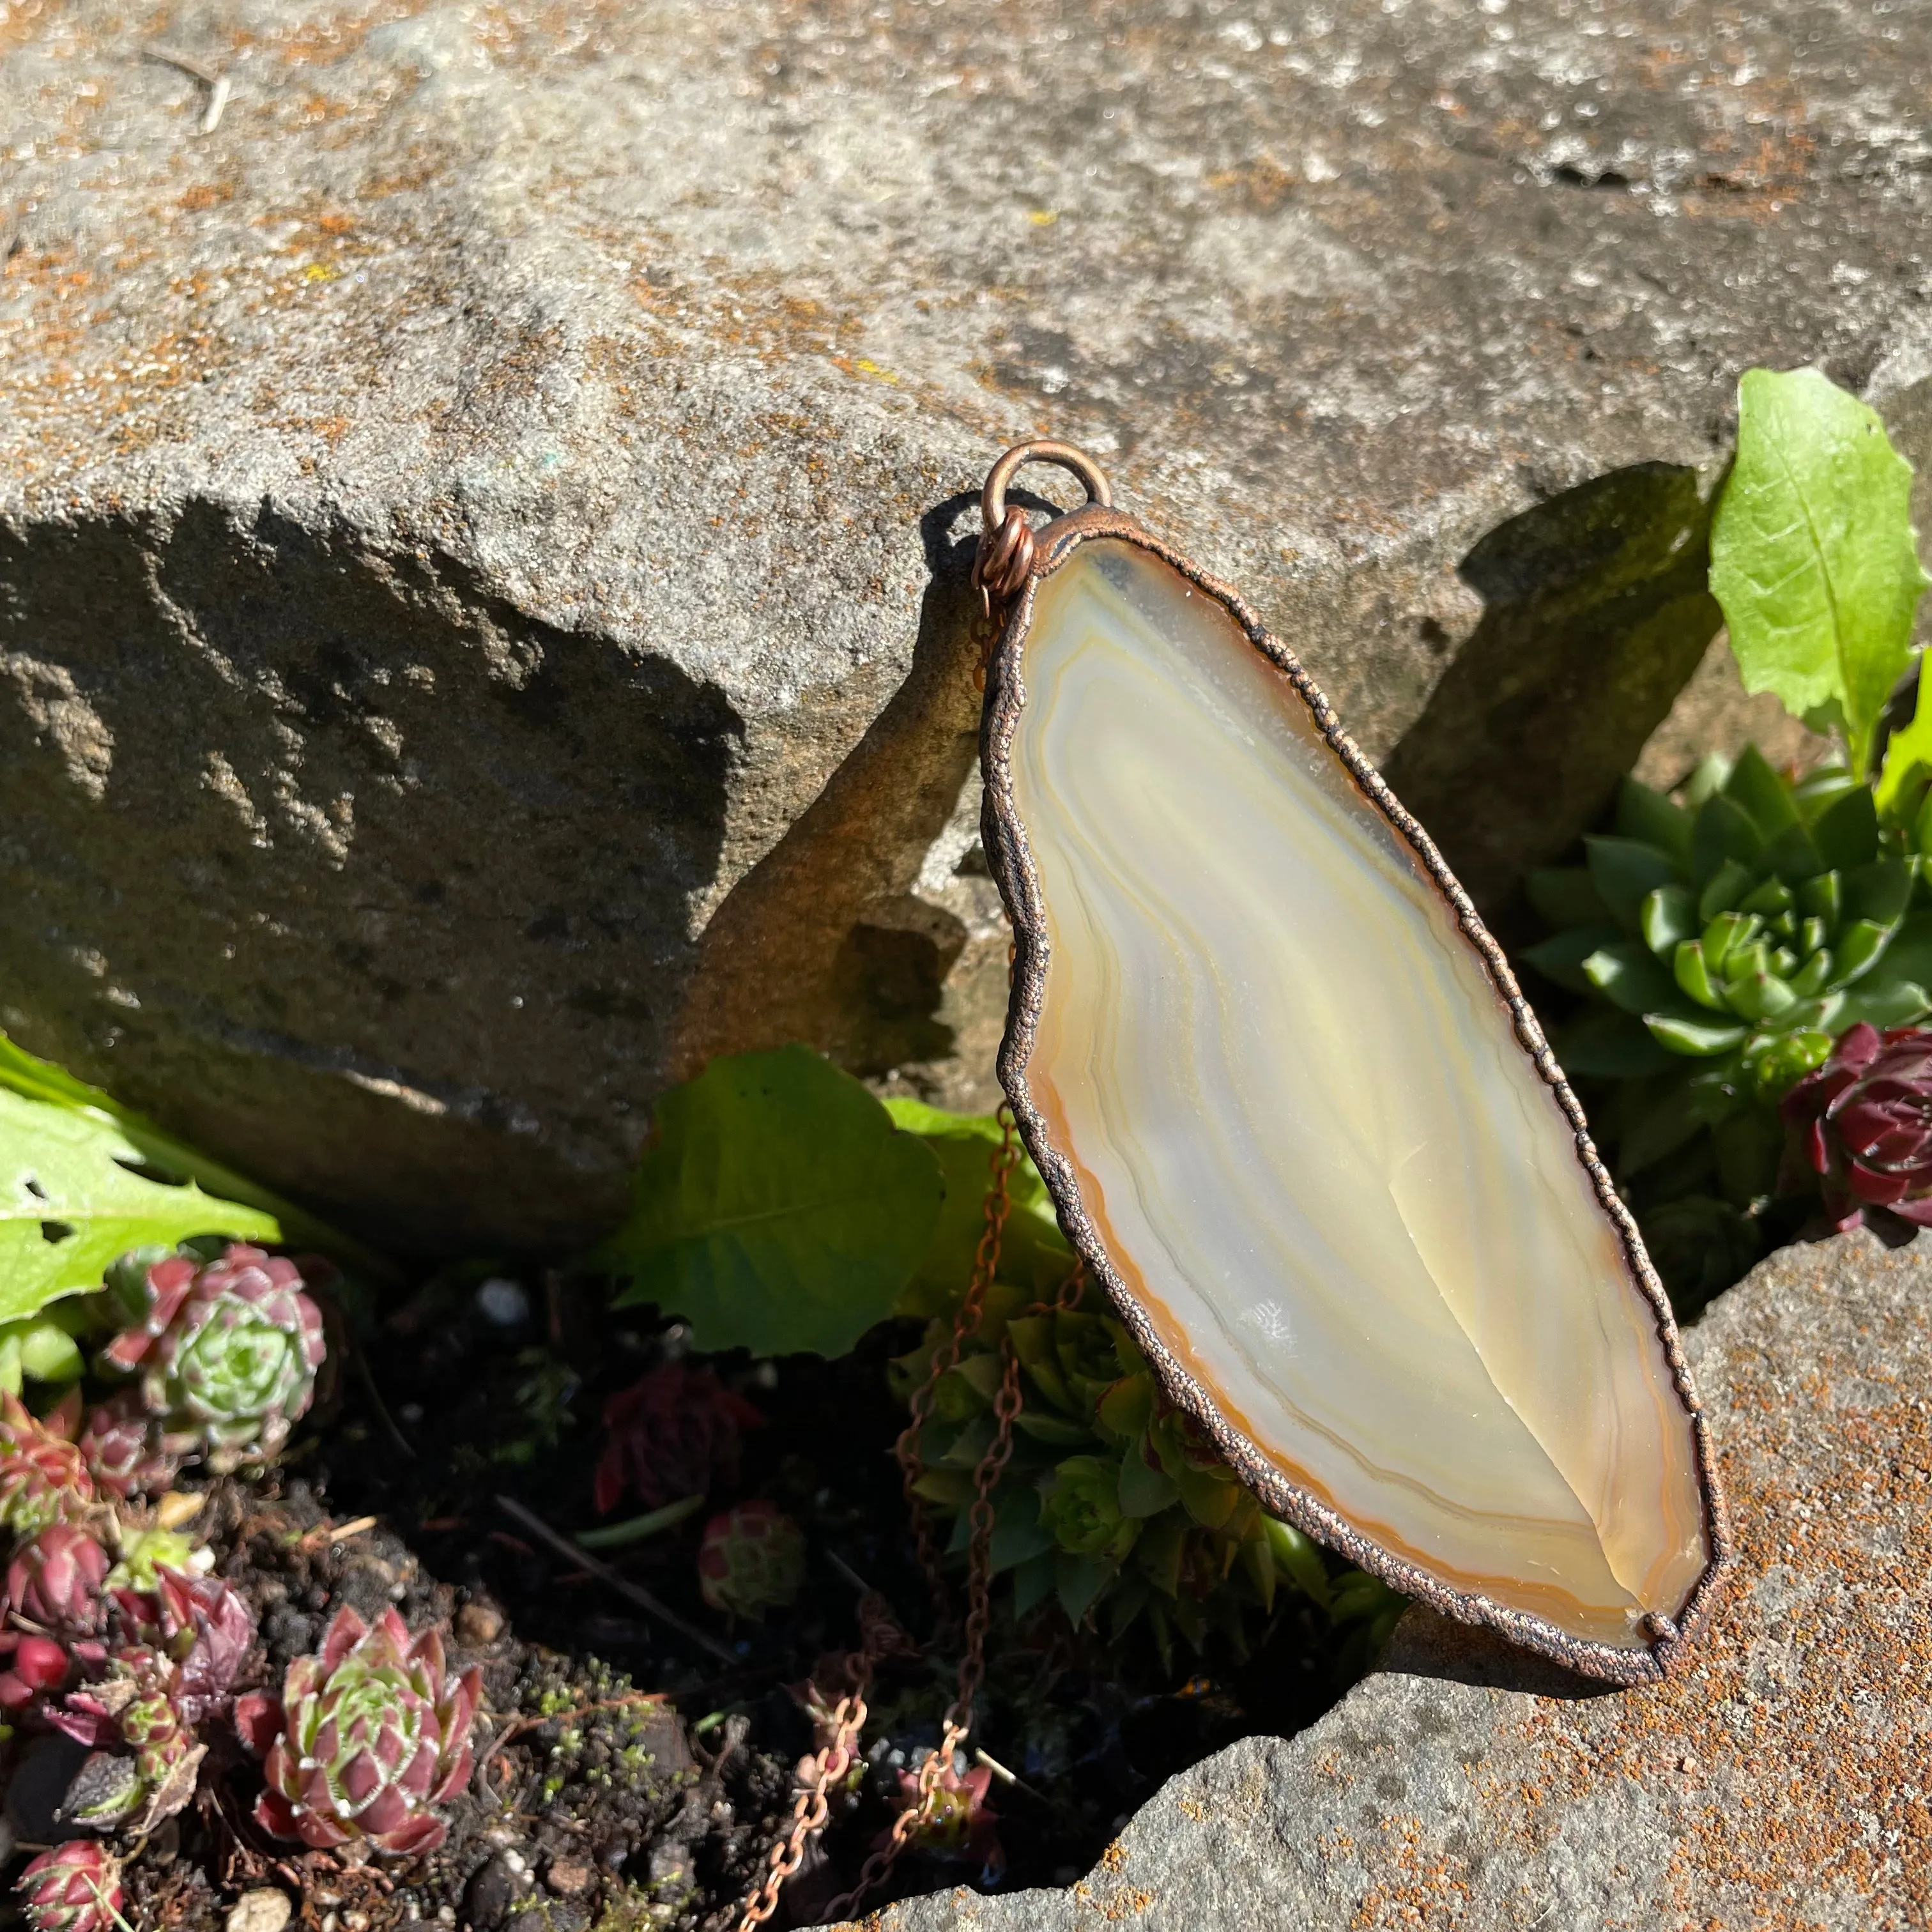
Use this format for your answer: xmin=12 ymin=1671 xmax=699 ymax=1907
xmin=594 ymin=1362 xmax=764 ymax=1515
xmin=236 ymin=1605 xmax=481 ymax=1855
xmin=6 ymin=1525 xmax=111 ymax=1637
xmin=1783 ymin=1023 xmax=1932 ymax=1229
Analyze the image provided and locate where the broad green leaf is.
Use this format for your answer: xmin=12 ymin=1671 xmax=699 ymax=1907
xmin=882 ymin=1098 xmax=1074 ymax=1315
xmin=0 ymin=1087 xmax=279 ymax=1324
xmin=601 ymin=1045 xmax=944 ymax=1358
xmin=1875 ymin=689 xmax=1932 ymax=817
xmin=0 ymin=1027 xmax=388 ymax=1282
xmin=1710 ymin=366 xmax=1930 ymax=776
xmin=1696 ymin=856 xmax=1755 ymax=923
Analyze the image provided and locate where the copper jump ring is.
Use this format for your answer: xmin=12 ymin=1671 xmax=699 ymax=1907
xmin=972 ymin=439 xmax=1114 ymax=615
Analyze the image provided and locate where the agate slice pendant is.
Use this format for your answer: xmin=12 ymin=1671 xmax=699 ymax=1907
xmin=972 ymin=443 xmax=1729 ymax=1683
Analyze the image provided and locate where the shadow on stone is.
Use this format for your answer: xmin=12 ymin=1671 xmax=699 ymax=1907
xmin=1381 ymin=461 xmax=1724 ymax=913
xmin=1377 ymin=1604 xmax=1623 ymax=1703
xmin=671 ymin=489 xmax=1064 ymax=1088
xmin=0 ymin=503 xmax=739 ymax=1254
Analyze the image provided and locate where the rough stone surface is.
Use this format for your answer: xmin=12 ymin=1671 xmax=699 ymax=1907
xmin=873 ymin=1227 xmax=1932 ymax=1931
xmin=4 ymin=2 xmax=1932 ymax=1245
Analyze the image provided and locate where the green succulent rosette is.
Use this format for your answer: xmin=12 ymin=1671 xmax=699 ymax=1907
xmin=894 ymin=1281 xmax=1403 ymax=1672
xmin=1521 ymin=746 xmax=1932 ymax=1307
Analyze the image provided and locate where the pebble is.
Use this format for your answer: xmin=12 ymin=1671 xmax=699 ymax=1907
xmin=456 ymin=1600 xmax=505 ymax=1645
xmin=225 ymin=1894 xmax=293 ymax=1932
xmin=546 ymin=1859 xmax=593 ymax=1896
xmin=475 ymin=1278 xmax=530 ymax=1326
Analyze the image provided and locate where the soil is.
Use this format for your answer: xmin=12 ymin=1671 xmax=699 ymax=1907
xmin=19 ymin=1273 xmax=1386 ymax=1932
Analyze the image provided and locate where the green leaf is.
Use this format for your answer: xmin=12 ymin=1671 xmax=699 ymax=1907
xmin=1263 ymin=1517 xmax=1333 ymax=1607
xmin=575 ymin=1494 xmax=707 ymax=1549
xmin=1695 ymin=855 xmax=1754 ymax=924
xmin=1117 ymin=1438 xmax=1181 ymax=1518
xmin=1585 ymin=838 xmax=1683 ymax=930
xmin=884 ymin=1098 xmax=1073 ymax=1315
xmin=1644 ymin=1013 xmax=1748 ymax=1057
xmin=1794 ymin=765 xmax=1862 ymax=822
xmin=1056 ymin=1551 xmax=1115 ymax=1626
xmin=1710 ymin=366 xmax=1931 ymax=777
xmin=0 ymin=1028 xmax=385 ymax=1282
xmin=1829 ymin=919 xmax=1896 ymax=988
xmin=1755 ymin=820 xmax=1825 ymax=886
xmin=1691 ymin=799 xmax=1762 ymax=890
xmin=1701 ymin=910 xmax=1759 ymax=977
xmin=1722 ymin=969 xmax=1798 ymax=1024
xmin=1722 ymin=744 xmax=1802 ymax=841
xmin=1876 ymin=678 xmax=1932 ymax=820
xmin=1641 ymin=887 xmax=1699 ymax=956
xmin=1615 ymin=778 xmax=1694 ymax=870
xmin=600 ymin=1045 xmax=944 ymax=1357
xmin=1673 ymin=941 xmax=1724 ymax=1010
xmin=0 ymin=1087 xmax=280 ymax=1324
xmin=1835 ymin=978 xmax=1932 ymax=1032
xmin=1582 ymin=942 xmax=1685 ymax=1016
xmin=1844 ymin=857 xmax=1914 ymax=929
xmin=1812 ymin=784 xmax=1881 ymax=871
xmin=1798 ymin=869 xmax=1843 ymax=933
xmin=1525 ymin=867 xmax=1613 ymax=931
xmin=1551 ymin=1010 xmax=1676 ymax=1079
xmin=1012 ymin=1551 xmax=1057 ymax=1620
xmin=1879 ymin=910 xmax=1932 ymax=990
xmin=1520 ymin=928 xmax=1622 ymax=995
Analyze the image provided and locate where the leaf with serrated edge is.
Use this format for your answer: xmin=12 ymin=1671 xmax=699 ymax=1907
xmin=0 ymin=1028 xmax=388 ymax=1280
xmin=0 ymin=1087 xmax=279 ymax=1323
xmin=600 ymin=1045 xmax=942 ymax=1358
xmin=1710 ymin=367 xmax=1930 ymax=776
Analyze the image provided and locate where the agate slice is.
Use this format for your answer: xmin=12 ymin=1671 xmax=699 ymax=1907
xmin=981 ymin=498 xmax=1729 ymax=1683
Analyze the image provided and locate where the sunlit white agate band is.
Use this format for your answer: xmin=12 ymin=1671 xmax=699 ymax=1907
xmin=994 ymin=536 xmax=1712 ymax=1655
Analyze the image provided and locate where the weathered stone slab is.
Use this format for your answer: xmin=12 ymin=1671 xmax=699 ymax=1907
xmin=873 ymin=1228 xmax=1932 ymax=1931
xmin=4 ymin=1 xmax=1932 ymax=1245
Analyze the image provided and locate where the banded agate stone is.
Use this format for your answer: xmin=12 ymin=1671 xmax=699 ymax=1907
xmin=997 ymin=537 xmax=1713 ymax=1659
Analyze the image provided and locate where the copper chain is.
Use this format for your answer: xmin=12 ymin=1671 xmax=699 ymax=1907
xmin=893 ymin=1110 xmax=1020 ymax=1622
xmin=734 ymin=1593 xmax=910 ymax=1932
xmin=730 ymin=1113 xmax=1025 ymax=1930
xmin=819 ymin=1112 xmax=1027 ymax=1924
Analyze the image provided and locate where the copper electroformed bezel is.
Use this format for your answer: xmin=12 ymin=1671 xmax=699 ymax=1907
xmin=977 ymin=492 xmax=1733 ymax=1686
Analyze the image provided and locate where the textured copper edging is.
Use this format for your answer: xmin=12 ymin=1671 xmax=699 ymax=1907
xmin=978 ymin=504 xmax=1734 ymax=1687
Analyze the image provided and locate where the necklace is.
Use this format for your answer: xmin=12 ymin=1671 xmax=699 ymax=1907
xmin=971 ymin=441 xmax=1729 ymax=1686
